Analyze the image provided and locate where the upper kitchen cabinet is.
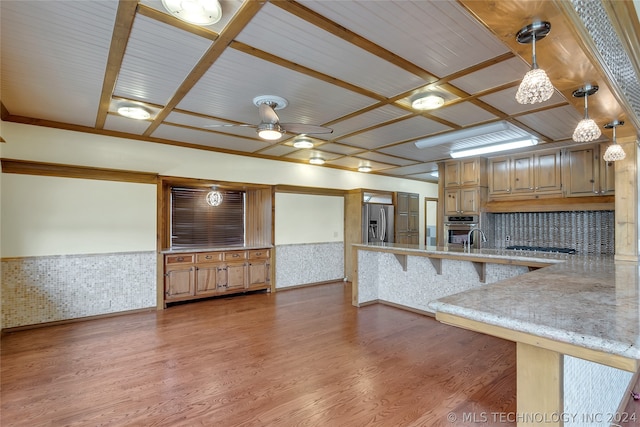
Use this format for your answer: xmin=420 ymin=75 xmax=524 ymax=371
xmin=444 ymin=159 xmax=486 ymax=188
xmin=488 ymin=149 xmax=562 ymax=200
xmin=564 ymin=143 xmax=615 ymax=197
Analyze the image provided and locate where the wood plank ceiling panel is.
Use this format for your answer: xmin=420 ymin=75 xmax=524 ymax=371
xmin=429 ymin=102 xmax=499 ymax=127
xmin=152 ymin=124 xmax=268 ymax=153
xmin=234 ymin=3 xmax=428 ymax=98
xmin=299 ymin=0 xmax=510 ymax=77
xmin=328 ymin=105 xmax=411 ymax=139
xmin=450 ymin=57 xmax=530 ymax=95
xmin=0 ymin=1 xmax=117 ymax=126
xmin=114 ymin=14 xmax=213 ymax=106
xmin=177 ymin=48 xmax=378 ymax=125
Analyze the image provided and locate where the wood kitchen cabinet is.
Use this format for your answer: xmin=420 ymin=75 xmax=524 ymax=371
xmin=164 ymin=248 xmax=270 ymax=304
xmin=395 ymin=192 xmax=419 ymax=244
xmin=565 ymin=144 xmax=614 ymax=197
xmin=444 ymin=158 xmax=482 ymax=187
xmin=164 ymin=254 xmax=196 ymax=301
xmin=488 ymin=149 xmax=562 ymax=199
xmin=445 ymin=188 xmax=479 ymax=215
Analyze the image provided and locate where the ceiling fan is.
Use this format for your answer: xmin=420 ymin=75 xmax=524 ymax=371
xmin=206 ymin=95 xmax=333 ymax=141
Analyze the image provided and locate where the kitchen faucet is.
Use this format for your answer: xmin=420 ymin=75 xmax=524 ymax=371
xmin=466 ymin=228 xmax=487 ymax=251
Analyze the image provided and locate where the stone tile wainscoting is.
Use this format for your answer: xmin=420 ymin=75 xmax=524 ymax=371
xmin=275 ymin=242 xmax=344 ymax=289
xmin=2 ymin=251 xmax=157 ymax=329
xmin=484 ymin=211 xmax=615 ymax=255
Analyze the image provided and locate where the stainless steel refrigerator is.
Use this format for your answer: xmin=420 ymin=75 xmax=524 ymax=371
xmin=362 ymin=203 xmax=394 ymax=244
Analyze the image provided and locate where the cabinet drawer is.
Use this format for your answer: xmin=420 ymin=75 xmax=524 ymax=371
xmin=196 ymin=252 xmax=223 ymax=263
xmin=248 ymin=249 xmax=270 ymax=260
xmin=224 ymin=251 xmax=247 ymax=261
xmin=165 ymin=254 xmax=194 ymax=265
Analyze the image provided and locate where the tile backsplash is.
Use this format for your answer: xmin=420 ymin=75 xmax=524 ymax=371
xmin=484 ymin=211 xmax=614 ymax=255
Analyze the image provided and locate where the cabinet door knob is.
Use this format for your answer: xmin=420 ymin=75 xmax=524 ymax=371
xmin=205 ymin=255 xmax=212 ymax=260
xmin=177 ymin=256 xmax=184 ymax=262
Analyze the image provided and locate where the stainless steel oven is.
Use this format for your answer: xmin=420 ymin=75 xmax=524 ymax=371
xmin=444 ymin=215 xmax=479 ymax=248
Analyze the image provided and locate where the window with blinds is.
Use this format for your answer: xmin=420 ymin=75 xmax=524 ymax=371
xmin=170 ymin=187 xmax=245 ymax=248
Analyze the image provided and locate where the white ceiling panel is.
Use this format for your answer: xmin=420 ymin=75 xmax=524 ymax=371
xmin=235 ymin=3 xmax=428 ymax=98
xmin=258 ymin=145 xmax=299 ymax=157
xmin=104 ymin=114 xmax=154 ymax=135
xmin=176 ymin=48 xmax=376 ymax=125
xmin=339 ymin=116 xmax=452 ymax=149
xmin=114 ymin=15 xmax=212 ymax=105
xmin=379 ymin=141 xmax=451 ymax=163
xmin=450 ymin=57 xmax=530 ymax=94
xmin=516 ymin=106 xmax=585 ymax=141
xmin=355 ymin=151 xmax=417 ymax=166
xmin=377 ymin=162 xmax=440 ymax=176
xmin=479 ymin=86 xmax=567 ymax=116
xmin=429 ymin=102 xmax=498 ymax=127
xmin=299 ymin=0 xmax=509 ymax=77
xmin=165 ymin=111 xmax=258 ymax=138
xmin=329 ymin=105 xmax=411 ymax=138
xmin=327 ymin=157 xmax=394 ymax=170
xmin=152 ymin=124 xmax=269 ymax=152
xmin=0 ymin=0 xmax=117 ymax=125
xmin=315 ymin=143 xmax=365 ymax=156
xmin=285 ymin=150 xmax=343 ymax=161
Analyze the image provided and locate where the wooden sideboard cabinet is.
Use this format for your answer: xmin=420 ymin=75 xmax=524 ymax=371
xmin=164 ymin=248 xmax=271 ymax=304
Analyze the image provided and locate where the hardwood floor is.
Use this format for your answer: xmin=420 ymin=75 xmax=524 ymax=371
xmin=1 ymin=282 xmax=516 ymax=426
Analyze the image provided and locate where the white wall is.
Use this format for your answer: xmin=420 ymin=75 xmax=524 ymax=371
xmin=1 ymin=174 xmax=156 ymax=257
xmin=275 ymin=193 xmax=343 ymax=245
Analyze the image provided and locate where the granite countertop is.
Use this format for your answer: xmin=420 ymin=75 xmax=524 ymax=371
xmin=355 ymin=243 xmax=639 ymax=362
xmin=429 ymin=258 xmax=640 ymax=361
xmin=353 ymin=242 xmax=576 ymax=264
xmin=161 ymin=245 xmax=273 ymax=254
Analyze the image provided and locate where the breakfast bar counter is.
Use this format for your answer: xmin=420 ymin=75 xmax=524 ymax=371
xmin=353 ymin=243 xmax=639 ymax=426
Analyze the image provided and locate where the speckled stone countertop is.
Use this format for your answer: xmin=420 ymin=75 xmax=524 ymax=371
xmin=161 ymin=245 xmax=272 ymax=254
xmin=354 ymin=243 xmax=639 ymax=362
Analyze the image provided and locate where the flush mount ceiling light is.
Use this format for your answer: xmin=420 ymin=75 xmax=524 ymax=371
xmin=309 ymin=156 xmax=325 ymax=165
xmin=572 ymin=84 xmax=602 ymax=142
xmin=429 ymin=171 xmax=439 ymax=178
xmin=257 ymin=123 xmax=283 ymax=140
xmin=206 ymin=189 xmax=223 ymax=206
xmin=515 ymin=21 xmax=555 ymax=105
xmin=358 ymin=165 xmax=372 ymax=173
xmin=450 ymin=138 xmax=538 ymax=158
xmin=161 ymin=0 xmax=222 ymax=25
xmin=117 ymin=105 xmax=151 ymax=120
xmin=603 ymin=120 xmax=626 ymax=162
xmin=410 ymin=93 xmax=445 ymax=110
xmin=292 ymin=136 xmax=314 ymax=149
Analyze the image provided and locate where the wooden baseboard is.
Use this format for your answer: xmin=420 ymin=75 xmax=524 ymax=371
xmin=1 ymin=307 xmax=156 ymax=334
xmin=275 ymin=279 xmax=346 ymax=292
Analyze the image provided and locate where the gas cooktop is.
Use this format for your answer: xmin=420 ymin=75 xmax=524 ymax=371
xmin=505 ymin=245 xmax=576 ymax=254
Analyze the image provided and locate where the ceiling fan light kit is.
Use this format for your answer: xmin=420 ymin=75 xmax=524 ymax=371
xmin=572 ymin=84 xmax=602 ymax=142
xmin=358 ymin=165 xmax=372 ymax=173
xmin=257 ymin=123 xmax=283 ymax=140
xmin=603 ymin=120 xmax=626 ymax=162
xmin=161 ymin=0 xmax=222 ymax=25
xmin=410 ymin=93 xmax=445 ymax=110
xmin=515 ymin=21 xmax=555 ymax=105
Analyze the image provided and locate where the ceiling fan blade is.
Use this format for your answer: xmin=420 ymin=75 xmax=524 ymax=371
xmin=259 ymin=102 xmax=279 ymax=124
xmin=204 ymin=124 xmax=254 ymax=128
xmin=280 ymin=123 xmax=333 ymax=135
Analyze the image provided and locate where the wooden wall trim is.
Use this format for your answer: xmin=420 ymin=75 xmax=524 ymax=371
xmin=484 ymin=195 xmax=614 ymax=213
xmin=274 ymin=184 xmax=346 ymax=197
xmin=1 ymin=158 xmax=158 ymax=184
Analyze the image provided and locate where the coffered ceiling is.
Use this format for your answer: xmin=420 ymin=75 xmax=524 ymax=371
xmin=1 ymin=0 xmax=639 ymax=182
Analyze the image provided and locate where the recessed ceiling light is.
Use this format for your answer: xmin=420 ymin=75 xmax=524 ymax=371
xmin=358 ymin=165 xmax=372 ymax=173
xmin=429 ymin=171 xmax=439 ymax=177
xmin=309 ymin=156 xmax=325 ymax=165
xmin=161 ymin=0 xmax=222 ymax=25
xmin=293 ymin=137 xmax=314 ymax=149
xmin=410 ymin=93 xmax=445 ymax=110
xmin=117 ymin=105 xmax=151 ymax=120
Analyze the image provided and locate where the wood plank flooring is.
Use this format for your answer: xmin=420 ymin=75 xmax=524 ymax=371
xmin=1 ymin=282 xmax=516 ymax=426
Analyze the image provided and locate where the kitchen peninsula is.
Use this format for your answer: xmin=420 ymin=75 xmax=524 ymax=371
xmin=352 ymin=243 xmax=639 ymax=427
